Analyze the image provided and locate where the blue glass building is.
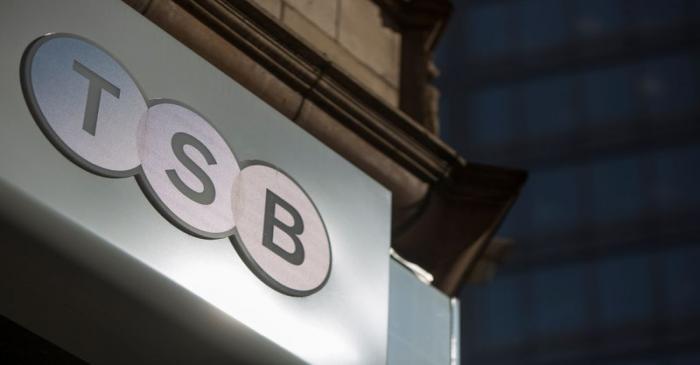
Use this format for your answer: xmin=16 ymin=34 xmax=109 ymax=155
xmin=435 ymin=1 xmax=700 ymax=363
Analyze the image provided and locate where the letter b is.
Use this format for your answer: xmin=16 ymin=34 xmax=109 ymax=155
xmin=230 ymin=162 xmax=331 ymax=296
xmin=262 ymin=189 xmax=305 ymax=266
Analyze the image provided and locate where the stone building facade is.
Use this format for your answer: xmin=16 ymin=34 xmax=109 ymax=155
xmin=122 ymin=0 xmax=526 ymax=296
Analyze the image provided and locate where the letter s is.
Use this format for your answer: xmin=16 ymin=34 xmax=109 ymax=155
xmin=166 ymin=132 xmax=217 ymax=205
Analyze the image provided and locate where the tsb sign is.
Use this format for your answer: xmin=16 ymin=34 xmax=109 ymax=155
xmin=20 ymin=34 xmax=331 ymax=296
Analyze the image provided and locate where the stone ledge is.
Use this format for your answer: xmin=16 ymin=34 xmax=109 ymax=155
xmin=280 ymin=3 xmax=400 ymax=106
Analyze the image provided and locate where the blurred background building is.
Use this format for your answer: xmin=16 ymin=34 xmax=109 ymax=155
xmin=435 ymin=0 xmax=700 ymax=364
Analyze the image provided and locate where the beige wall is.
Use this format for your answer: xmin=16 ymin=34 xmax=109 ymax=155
xmin=250 ymin=0 xmax=401 ymax=107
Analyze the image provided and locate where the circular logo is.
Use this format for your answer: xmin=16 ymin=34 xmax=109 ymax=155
xmin=21 ymin=33 xmax=332 ymax=296
xmin=230 ymin=162 xmax=331 ymax=296
xmin=137 ymin=101 xmax=240 ymax=239
xmin=21 ymin=34 xmax=147 ymax=177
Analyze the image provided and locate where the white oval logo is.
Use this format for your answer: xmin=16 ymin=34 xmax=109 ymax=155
xmin=137 ymin=100 xmax=240 ymax=238
xmin=231 ymin=162 xmax=331 ymax=296
xmin=20 ymin=33 xmax=331 ymax=296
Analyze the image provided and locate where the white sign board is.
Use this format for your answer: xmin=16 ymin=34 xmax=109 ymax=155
xmin=0 ymin=1 xmax=390 ymax=364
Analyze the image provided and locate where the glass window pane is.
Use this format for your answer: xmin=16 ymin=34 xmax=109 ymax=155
xmin=523 ymin=76 xmax=576 ymax=140
xmin=582 ymin=65 xmax=639 ymax=124
xmin=590 ymin=156 xmax=644 ymax=225
xmin=663 ymin=244 xmax=700 ymax=322
xmin=693 ymin=1 xmax=700 ymax=20
xmin=512 ymin=0 xmax=569 ymax=51
xmin=483 ymin=274 xmax=530 ymax=348
xmin=532 ymin=264 xmax=587 ymax=336
xmin=460 ymin=283 xmax=491 ymax=351
xmin=595 ymin=254 xmax=654 ymax=326
xmin=633 ymin=0 xmax=686 ymax=29
xmin=468 ymin=87 xmax=513 ymax=146
xmin=670 ymin=352 xmax=700 ymax=365
xmin=642 ymin=53 xmax=698 ymax=115
xmin=652 ymin=143 xmax=700 ymax=213
xmin=464 ymin=4 xmax=511 ymax=58
xmin=574 ymin=0 xmax=626 ymax=37
xmin=529 ymin=167 xmax=581 ymax=235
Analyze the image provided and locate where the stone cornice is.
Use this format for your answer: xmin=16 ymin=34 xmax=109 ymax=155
xmin=175 ymin=0 xmax=464 ymax=183
xmin=394 ymin=163 xmax=527 ymax=294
